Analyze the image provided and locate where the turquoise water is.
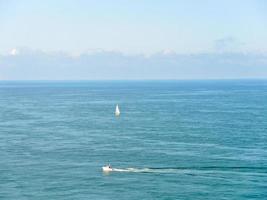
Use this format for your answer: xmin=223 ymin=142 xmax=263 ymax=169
xmin=0 ymin=80 xmax=266 ymax=199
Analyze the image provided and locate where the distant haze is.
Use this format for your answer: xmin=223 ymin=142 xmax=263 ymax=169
xmin=1 ymin=50 xmax=267 ymax=80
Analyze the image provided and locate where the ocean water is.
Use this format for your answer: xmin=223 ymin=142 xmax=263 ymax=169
xmin=0 ymin=80 xmax=266 ymax=199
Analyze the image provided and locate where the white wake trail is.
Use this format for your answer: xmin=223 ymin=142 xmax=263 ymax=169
xmin=113 ymin=168 xmax=152 ymax=173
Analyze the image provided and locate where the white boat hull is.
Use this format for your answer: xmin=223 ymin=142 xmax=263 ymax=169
xmin=102 ymin=166 xmax=113 ymax=172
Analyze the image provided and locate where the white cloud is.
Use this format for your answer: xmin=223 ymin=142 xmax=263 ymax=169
xmin=9 ymin=48 xmax=19 ymax=56
xmin=162 ymin=49 xmax=176 ymax=55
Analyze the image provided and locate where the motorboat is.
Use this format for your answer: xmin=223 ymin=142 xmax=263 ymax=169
xmin=102 ymin=165 xmax=113 ymax=172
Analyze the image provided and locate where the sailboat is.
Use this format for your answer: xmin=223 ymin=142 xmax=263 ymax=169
xmin=115 ymin=104 xmax=120 ymax=116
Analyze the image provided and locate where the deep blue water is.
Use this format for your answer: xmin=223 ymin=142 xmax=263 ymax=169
xmin=0 ymin=80 xmax=266 ymax=199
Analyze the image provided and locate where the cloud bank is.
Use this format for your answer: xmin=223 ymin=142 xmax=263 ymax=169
xmin=214 ymin=37 xmax=244 ymax=52
xmin=0 ymin=49 xmax=267 ymax=80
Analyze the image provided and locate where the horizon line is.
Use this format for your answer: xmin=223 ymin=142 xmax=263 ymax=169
xmin=1 ymin=78 xmax=267 ymax=82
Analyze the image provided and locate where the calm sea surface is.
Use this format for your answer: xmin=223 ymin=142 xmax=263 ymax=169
xmin=0 ymin=80 xmax=266 ymax=199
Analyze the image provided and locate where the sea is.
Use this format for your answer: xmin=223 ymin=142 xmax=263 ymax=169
xmin=0 ymin=80 xmax=266 ymax=199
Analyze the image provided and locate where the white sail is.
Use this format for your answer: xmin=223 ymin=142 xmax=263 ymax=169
xmin=115 ymin=104 xmax=120 ymax=116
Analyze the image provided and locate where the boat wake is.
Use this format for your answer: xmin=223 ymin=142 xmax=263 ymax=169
xmin=109 ymin=166 xmax=267 ymax=175
xmin=112 ymin=168 xmax=152 ymax=173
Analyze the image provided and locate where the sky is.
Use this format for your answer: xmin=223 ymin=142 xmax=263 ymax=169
xmin=0 ymin=0 xmax=267 ymax=80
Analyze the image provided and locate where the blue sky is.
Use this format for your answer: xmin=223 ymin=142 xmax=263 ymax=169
xmin=0 ymin=0 xmax=267 ymax=79
xmin=1 ymin=0 xmax=267 ymax=54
